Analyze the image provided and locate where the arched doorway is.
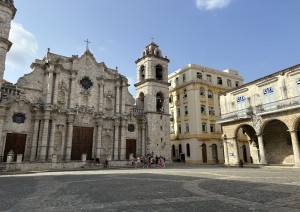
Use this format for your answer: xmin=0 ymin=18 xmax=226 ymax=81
xmin=172 ymin=145 xmax=175 ymax=157
xmin=201 ymin=143 xmax=207 ymax=163
xmin=212 ymin=144 xmax=218 ymax=164
xmin=235 ymin=124 xmax=257 ymax=164
xmin=263 ymin=120 xmax=293 ymax=164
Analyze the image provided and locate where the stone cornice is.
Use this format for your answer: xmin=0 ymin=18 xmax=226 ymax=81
xmin=134 ymin=79 xmax=170 ymax=87
xmin=169 ymin=79 xmax=230 ymax=93
xmin=135 ymin=55 xmax=170 ymax=64
xmin=0 ymin=37 xmax=12 ymax=51
xmin=169 ymin=64 xmax=243 ymax=81
xmin=0 ymin=1 xmax=16 ymax=18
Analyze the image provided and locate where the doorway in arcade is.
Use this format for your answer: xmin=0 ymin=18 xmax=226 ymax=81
xmin=71 ymin=126 xmax=93 ymax=160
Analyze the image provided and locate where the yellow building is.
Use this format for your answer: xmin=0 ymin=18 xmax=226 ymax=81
xmin=168 ymin=64 xmax=244 ymax=164
xmin=218 ymin=64 xmax=300 ymax=167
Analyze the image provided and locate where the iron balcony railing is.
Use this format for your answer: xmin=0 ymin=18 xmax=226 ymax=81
xmin=217 ymin=108 xmax=253 ymax=123
xmin=256 ymin=95 xmax=300 ymax=114
xmin=217 ymin=95 xmax=300 ymax=123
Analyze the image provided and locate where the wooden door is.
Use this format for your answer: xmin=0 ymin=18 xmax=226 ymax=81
xmin=201 ymin=143 xmax=207 ymax=163
xmin=71 ymin=127 xmax=93 ymax=160
xmin=126 ymin=139 xmax=136 ymax=159
xmin=3 ymin=133 xmax=27 ymax=162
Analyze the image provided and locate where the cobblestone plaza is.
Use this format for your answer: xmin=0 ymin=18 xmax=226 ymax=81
xmin=0 ymin=166 xmax=299 ymax=211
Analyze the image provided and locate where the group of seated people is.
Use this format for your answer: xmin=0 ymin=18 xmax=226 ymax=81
xmin=131 ymin=155 xmax=166 ymax=168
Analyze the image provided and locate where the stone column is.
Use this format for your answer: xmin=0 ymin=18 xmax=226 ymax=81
xmin=289 ymin=130 xmax=300 ymax=167
xmin=121 ymin=82 xmax=127 ymax=114
xmin=113 ymin=119 xmax=120 ymax=160
xmin=46 ymin=65 xmax=54 ymax=104
xmin=115 ymin=83 xmax=120 ymax=114
xmin=98 ymin=80 xmax=104 ymax=112
xmin=141 ymin=121 xmax=146 ymax=157
xmin=229 ymin=137 xmax=239 ymax=166
xmin=39 ymin=110 xmax=51 ymax=161
xmin=30 ymin=118 xmax=40 ymax=161
xmin=120 ymin=119 xmax=127 ymax=160
xmin=257 ymin=134 xmax=267 ymax=165
xmin=223 ymin=138 xmax=229 ymax=166
xmin=69 ymin=74 xmax=76 ymax=109
xmin=0 ymin=114 xmax=5 ymax=161
xmin=96 ymin=122 xmax=102 ymax=159
xmin=53 ymin=71 xmax=60 ymax=105
xmin=65 ymin=114 xmax=74 ymax=161
xmin=60 ymin=125 xmax=66 ymax=161
xmin=47 ymin=113 xmax=57 ymax=161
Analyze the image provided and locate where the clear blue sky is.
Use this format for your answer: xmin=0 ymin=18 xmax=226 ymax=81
xmin=5 ymin=0 xmax=300 ymax=96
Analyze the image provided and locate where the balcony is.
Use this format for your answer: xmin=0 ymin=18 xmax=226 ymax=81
xmin=256 ymin=96 xmax=300 ymax=115
xmin=217 ymin=108 xmax=252 ymax=124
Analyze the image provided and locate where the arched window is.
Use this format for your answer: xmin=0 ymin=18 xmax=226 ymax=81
xmin=186 ymin=143 xmax=190 ymax=157
xmin=156 ymin=65 xmax=163 ymax=80
xmin=200 ymin=87 xmax=205 ymax=96
xmin=179 ymin=144 xmax=182 ymax=154
xmin=156 ymin=92 xmax=164 ymax=112
xmin=137 ymin=92 xmax=145 ymax=109
xmin=208 ymin=90 xmax=213 ymax=98
xmin=172 ymin=145 xmax=176 ymax=157
xmin=140 ymin=65 xmax=145 ymax=81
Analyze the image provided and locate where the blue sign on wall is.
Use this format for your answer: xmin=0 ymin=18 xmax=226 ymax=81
xmin=236 ymin=95 xmax=246 ymax=103
xmin=229 ymin=152 xmax=234 ymax=157
xmin=263 ymin=87 xmax=274 ymax=95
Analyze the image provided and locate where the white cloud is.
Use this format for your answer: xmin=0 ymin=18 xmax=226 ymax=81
xmin=195 ymin=0 xmax=233 ymax=11
xmin=5 ymin=21 xmax=38 ymax=82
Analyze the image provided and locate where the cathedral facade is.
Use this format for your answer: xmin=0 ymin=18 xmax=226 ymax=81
xmin=0 ymin=0 xmax=171 ymax=163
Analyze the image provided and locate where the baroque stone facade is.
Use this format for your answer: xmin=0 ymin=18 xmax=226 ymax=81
xmin=0 ymin=1 xmax=171 ymax=163
xmin=218 ymin=64 xmax=300 ymax=167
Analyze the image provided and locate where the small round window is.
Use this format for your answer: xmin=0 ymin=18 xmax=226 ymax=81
xmin=80 ymin=77 xmax=93 ymax=90
xmin=128 ymin=124 xmax=135 ymax=132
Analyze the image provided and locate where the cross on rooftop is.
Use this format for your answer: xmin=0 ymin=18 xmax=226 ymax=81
xmin=84 ymin=39 xmax=91 ymax=50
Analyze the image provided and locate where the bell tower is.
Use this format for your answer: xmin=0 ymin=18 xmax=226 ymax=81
xmin=135 ymin=42 xmax=171 ymax=159
xmin=0 ymin=0 xmax=16 ymax=87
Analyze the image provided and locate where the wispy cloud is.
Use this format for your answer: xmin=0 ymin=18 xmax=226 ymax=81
xmin=5 ymin=21 xmax=38 ymax=82
xmin=195 ymin=0 xmax=234 ymax=11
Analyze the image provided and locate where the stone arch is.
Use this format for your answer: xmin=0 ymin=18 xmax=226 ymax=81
xmin=291 ymin=114 xmax=300 ymax=132
xmin=233 ymin=123 xmax=257 ymax=164
xmin=261 ymin=119 xmax=293 ymax=164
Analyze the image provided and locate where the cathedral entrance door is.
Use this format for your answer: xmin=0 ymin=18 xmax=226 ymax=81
xmin=3 ymin=133 xmax=27 ymax=162
xmin=126 ymin=139 xmax=136 ymax=159
xmin=71 ymin=127 xmax=93 ymax=161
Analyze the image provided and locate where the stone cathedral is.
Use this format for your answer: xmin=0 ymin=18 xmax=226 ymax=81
xmin=0 ymin=0 xmax=171 ymax=163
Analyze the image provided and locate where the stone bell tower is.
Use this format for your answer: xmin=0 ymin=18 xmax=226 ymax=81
xmin=135 ymin=42 xmax=171 ymax=159
xmin=0 ymin=0 xmax=16 ymax=88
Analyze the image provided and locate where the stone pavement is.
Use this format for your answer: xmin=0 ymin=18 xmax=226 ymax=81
xmin=0 ymin=166 xmax=299 ymax=211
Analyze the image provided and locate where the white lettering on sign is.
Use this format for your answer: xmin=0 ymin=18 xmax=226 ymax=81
xmin=237 ymin=96 xmax=245 ymax=103
xmin=263 ymin=87 xmax=274 ymax=95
